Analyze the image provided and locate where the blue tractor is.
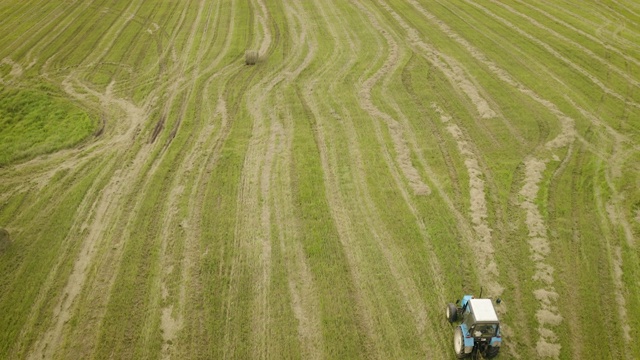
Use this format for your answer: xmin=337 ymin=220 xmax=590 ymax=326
xmin=446 ymin=294 xmax=501 ymax=358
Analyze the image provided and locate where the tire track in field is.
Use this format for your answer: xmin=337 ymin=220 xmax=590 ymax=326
xmin=36 ymin=4 xmax=101 ymax=75
xmin=401 ymin=57 xmax=464 ymax=201
xmin=156 ymin=38 xmax=203 ymax=360
xmin=255 ymin=0 xmax=272 ymax=57
xmin=9 ymin=158 xmax=114 ymax=359
xmin=602 ymin=0 xmax=640 ymax=30
xmin=78 ymin=0 xmax=147 ymax=69
xmin=3 ymin=1 xmax=226 ymax=358
xmin=299 ymin=2 xmax=383 ymax=355
xmin=52 ymin=2 xmax=138 ymax=69
xmin=253 ymin=3 xmax=319 ymax=357
xmin=567 ymin=92 xmax=637 ymax=348
xmin=0 ymin=0 xmax=43 ymax=29
xmin=158 ymin=3 xmax=246 ymax=350
xmin=11 ymin=75 xmax=145 ymax=358
xmin=0 ymin=58 xmax=23 ymax=79
xmin=277 ymin=100 xmax=324 ymax=360
xmin=0 ymin=1 xmax=69 ymax=60
xmin=273 ymin=3 xmax=335 ymax=357
xmin=228 ymin=2 xmax=324 ymax=357
xmin=36 ymin=1 xmax=115 ymax=72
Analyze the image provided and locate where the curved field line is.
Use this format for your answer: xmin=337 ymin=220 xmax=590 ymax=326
xmin=8 ymin=159 xmax=115 ymax=359
xmin=145 ymin=0 xmax=222 ymax=357
xmin=33 ymin=0 xmax=113 ymax=72
xmin=2 ymin=1 xmax=639 ymax=359
xmin=303 ymin=1 xmax=384 ymax=355
xmin=0 ymin=1 xmax=72 ymax=60
xmin=77 ymin=0 xmax=148 ymax=69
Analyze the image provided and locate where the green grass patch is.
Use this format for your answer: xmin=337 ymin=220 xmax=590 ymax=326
xmin=0 ymin=84 xmax=96 ymax=166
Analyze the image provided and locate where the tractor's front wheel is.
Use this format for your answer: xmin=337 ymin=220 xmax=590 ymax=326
xmin=446 ymin=303 xmax=458 ymax=323
xmin=453 ymin=327 xmax=468 ymax=358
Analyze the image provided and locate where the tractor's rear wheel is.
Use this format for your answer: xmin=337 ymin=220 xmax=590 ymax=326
xmin=453 ymin=327 xmax=468 ymax=358
xmin=447 ymin=303 xmax=458 ymax=323
xmin=482 ymin=346 xmax=500 ymax=359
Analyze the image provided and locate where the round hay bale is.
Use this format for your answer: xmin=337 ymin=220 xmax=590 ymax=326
xmin=245 ymin=50 xmax=258 ymax=65
xmin=0 ymin=228 xmax=10 ymax=252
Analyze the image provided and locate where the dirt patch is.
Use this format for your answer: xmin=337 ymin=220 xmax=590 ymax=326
xmin=536 ymin=338 xmax=561 ymax=358
xmin=1 ymin=58 xmax=23 ymax=78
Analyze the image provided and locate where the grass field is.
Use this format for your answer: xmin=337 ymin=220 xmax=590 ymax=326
xmin=1 ymin=0 xmax=639 ymax=359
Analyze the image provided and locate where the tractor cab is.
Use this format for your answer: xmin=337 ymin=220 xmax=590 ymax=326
xmin=447 ymin=295 xmax=501 ymax=358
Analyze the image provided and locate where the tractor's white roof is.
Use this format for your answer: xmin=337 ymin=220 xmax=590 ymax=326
xmin=469 ymin=299 xmax=499 ymax=322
